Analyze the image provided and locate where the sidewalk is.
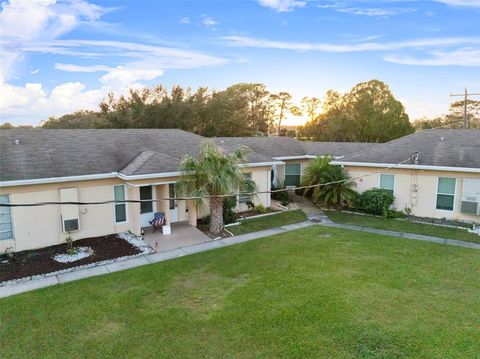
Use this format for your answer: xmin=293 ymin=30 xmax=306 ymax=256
xmin=318 ymin=222 xmax=480 ymax=250
xmin=0 ymin=221 xmax=314 ymax=299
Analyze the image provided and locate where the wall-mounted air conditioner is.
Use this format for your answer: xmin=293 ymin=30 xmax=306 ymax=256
xmin=60 ymin=188 xmax=80 ymax=232
xmin=461 ymin=178 xmax=480 ymax=216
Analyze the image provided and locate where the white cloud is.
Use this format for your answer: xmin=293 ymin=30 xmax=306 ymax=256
xmin=0 ymin=1 xmax=229 ymax=125
xmin=223 ymin=35 xmax=480 ymax=53
xmin=384 ymin=48 xmax=480 ymax=66
xmin=54 ymin=63 xmax=112 ymax=72
xmin=202 ymin=15 xmax=218 ymax=28
xmin=317 ymin=3 xmax=417 ymax=17
xmin=258 ymin=0 xmax=306 ymax=12
xmin=0 ymin=0 xmax=111 ymax=79
xmin=99 ymin=67 xmax=164 ymax=88
xmin=433 ymin=0 xmax=480 ymax=7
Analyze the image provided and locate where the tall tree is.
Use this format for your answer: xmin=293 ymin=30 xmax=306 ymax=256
xmin=414 ymin=99 xmax=480 ymax=130
xmin=300 ymin=80 xmax=414 ymax=142
xmin=301 ymin=96 xmax=321 ymax=123
xmin=271 ymin=92 xmax=301 ymax=135
xmin=177 ymin=141 xmax=256 ymax=236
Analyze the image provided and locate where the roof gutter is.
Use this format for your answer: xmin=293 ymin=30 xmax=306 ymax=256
xmin=0 ymin=173 xmax=118 ymax=188
xmin=1 ymin=162 xmax=286 ymax=187
xmin=272 ymin=155 xmax=315 ymax=160
xmin=332 ymin=161 xmax=480 ymax=174
xmin=241 ymin=161 xmax=284 ymax=168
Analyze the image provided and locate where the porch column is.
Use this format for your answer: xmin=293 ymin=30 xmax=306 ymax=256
xmin=156 ymin=184 xmax=171 ymax=223
xmin=187 ymin=199 xmax=197 ymax=226
xmin=129 ymin=186 xmax=141 ymax=236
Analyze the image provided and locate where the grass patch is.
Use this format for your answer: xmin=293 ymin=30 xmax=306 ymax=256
xmin=327 ymin=211 xmax=480 ymax=244
xmin=1 ymin=226 xmax=479 ymax=358
xmin=228 ymin=209 xmax=308 ymax=235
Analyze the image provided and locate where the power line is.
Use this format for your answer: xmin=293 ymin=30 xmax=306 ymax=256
xmin=450 ymin=88 xmax=480 ymax=129
xmin=0 ymin=157 xmax=413 ymax=207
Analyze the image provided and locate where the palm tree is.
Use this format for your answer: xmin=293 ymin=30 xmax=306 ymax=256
xmin=301 ymin=156 xmax=357 ymax=211
xmin=177 ymin=140 xmax=256 ymax=236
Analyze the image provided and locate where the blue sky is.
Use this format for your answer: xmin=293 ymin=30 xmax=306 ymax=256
xmin=1 ymin=0 xmax=479 ymax=126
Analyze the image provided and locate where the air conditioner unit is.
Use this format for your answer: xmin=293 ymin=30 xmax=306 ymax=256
xmin=62 ymin=218 xmax=80 ymax=232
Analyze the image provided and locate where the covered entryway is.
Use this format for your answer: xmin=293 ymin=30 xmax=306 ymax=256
xmin=143 ymin=222 xmax=211 ymax=252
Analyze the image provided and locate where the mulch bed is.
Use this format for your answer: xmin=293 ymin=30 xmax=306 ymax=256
xmin=0 ymin=235 xmax=141 ymax=283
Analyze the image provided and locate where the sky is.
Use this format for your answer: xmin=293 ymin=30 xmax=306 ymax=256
xmin=0 ymin=0 xmax=479 ymax=126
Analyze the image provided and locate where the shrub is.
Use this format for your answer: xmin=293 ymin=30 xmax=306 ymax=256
xmin=356 ymin=189 xmax=394 ymax=216
xmin=223 ymin=196 xmax=237 ymax=225
xmin=254 ymin=204 xmax=268 ymax=214
xmin=271 ymin=186 xmax=290 ymax=206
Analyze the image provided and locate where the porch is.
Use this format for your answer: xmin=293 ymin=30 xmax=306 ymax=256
xmin=142 ymin=222 xmax=211 ymax=252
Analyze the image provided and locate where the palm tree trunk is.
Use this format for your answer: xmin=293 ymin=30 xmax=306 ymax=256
xmin=209 ymin=196 xmax=224 ymax=236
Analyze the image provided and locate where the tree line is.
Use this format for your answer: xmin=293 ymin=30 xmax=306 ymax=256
xmin=1 ymin=80 xmax=427 ymax=143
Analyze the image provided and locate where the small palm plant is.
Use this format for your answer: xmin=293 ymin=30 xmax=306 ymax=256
xmin=177 ymin=140 xmax=256 ymax=236
xmin=301 ymin=156 xmax=357 ymax=211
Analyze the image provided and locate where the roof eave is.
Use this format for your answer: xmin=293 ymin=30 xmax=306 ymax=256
xmin=332 ymin=161 xmax=480 ymax=173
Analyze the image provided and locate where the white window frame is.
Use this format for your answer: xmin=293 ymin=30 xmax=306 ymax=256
xmin=285 ymin=163 xmax=302 ymax=187
xmin=436 ymin=177 xmax=456 ymax=212
xmin=0 ymin=194 xmax=14 ymax=240
xmin=113 ymin=185 xmax=128 ymax=224
xmin=378 ymin=174 xmax=395 ymax=196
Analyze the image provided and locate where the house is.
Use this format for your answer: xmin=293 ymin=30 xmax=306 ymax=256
xmin=332 ymin=129 xmax=480 ymax=223
xmin=215 ymin=137 xmax=376 ymax=187
xmin=1 ymin=128 xmax=478 ymax=254
xmin=0 ymin=129 xmax=279 ymax=253
xmin=219 ymin=130 xmax=480 ymax=224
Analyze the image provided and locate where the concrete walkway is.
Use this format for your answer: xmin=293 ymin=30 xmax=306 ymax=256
xmin=319 ymin=222 xmax=480 ymax=250
xmin=0 ymin=221 xmax=314 ymax=299
xmin=291 ymin=195 xmax=480 ymax=250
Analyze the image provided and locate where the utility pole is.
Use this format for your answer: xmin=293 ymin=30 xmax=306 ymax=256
xmin=450 ymin=88 xmax=480 ymax=129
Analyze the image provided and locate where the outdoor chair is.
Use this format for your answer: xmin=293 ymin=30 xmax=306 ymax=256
xmin=150 ymin=212 xmax=166 ymax=232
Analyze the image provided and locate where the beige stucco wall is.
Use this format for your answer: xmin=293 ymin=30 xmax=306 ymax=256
xmin=0 ymin=166 xmax=273 ymax=252
xmin=345 ymin=166 xmax=480 ymax=224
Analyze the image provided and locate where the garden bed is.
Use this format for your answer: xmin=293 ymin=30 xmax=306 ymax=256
xmin=0 ymin=234 xmax=146 ymax=283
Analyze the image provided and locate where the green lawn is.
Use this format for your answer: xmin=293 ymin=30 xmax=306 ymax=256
xmin=327 ymin=211 xmax=480 ymax=244
xmin=1 ymin=226 xmax=479 ymax=358
xmin=228 ymin=209 xmax=308 ymax=235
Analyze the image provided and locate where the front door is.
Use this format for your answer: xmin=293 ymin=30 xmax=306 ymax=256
xmin=169 ymin=183 xmax=179 ymax=223
xmin=140 ymin=185 xmax=156 ymax=227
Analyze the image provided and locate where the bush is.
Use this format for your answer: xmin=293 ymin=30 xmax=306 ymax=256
xmin=254 ymin=204 xmax=268 ymax=214
xmin=223 ymin=196 xmax=237 ymax=225
xmin=356 ymin=189 xmax=394 ymax=216
xmin=271 ymin=186 xmax=290 ymax=206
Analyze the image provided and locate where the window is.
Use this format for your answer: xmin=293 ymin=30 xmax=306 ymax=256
xmin=379 ymin=174 xmax=395 ymax=194
xmin=114 ymin=185 xmax=127 ymax=223
xmin=139 ymin=186 xmax=153 ymax=214
xmin=436 ymin=177 xmax=456 ymax=211
xmin=285 ymin=164 xmax=301 ymax=187
xmin=239 ymin=173 xmax=252 ymax=204
xmin=0 ymin=194 xmax=13 ymax=240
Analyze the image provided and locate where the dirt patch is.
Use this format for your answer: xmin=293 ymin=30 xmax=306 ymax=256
xmin=0 ymin=235 xmax=141 ymax=283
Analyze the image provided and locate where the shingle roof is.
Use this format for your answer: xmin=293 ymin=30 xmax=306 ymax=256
xmin=0 ymin=129 xmax=275 ymax=182
xmin=336 ymin=129 xmax=480 ymax=169
xmin=301 ymin=142 xmax=379 ymax=157
xmin=215 ymin=137 xmax=306 ymax=157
